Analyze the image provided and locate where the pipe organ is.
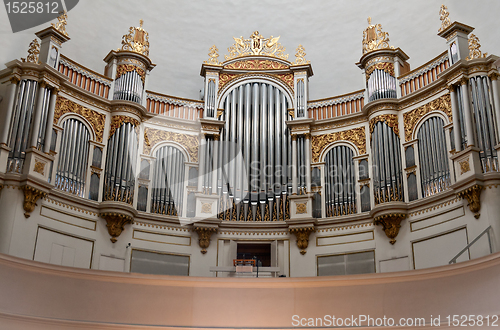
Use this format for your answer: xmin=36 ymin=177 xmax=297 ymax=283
xmin=55 ymin=118 xmax=90 ymax=198
xmin=0 ymin=10 xmax=500 ymax=255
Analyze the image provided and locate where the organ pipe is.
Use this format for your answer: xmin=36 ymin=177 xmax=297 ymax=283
xmin=113 ymin=70 xmax=143 ymax=104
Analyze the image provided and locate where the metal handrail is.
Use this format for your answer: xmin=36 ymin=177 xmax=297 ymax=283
xmin=449 ymin=226 xmax=493 ymax=264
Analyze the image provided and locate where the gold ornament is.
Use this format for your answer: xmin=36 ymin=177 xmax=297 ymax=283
xmin=204 ymin=45 xmax=221 ymax=65
xmin=311 ymin=126 xmax=366 ymax=163
xmin=374 ymin=213 xmax=406 ymax=244
xmin=21 ymin=39 xmax=40 ymax=64
xmin=116 ymin=64 xmax=146 ymax=84
xmin=438 ymin=5 xmax=451 ymax=33
xmin=457 ymin=185 xmax=482 ymax=219
xmin=466 ymin=34 xmax=487 ymax=60
xmin=194 ymin=226 xmax=217 ymax=254
xmin=362 ymin=17 xmax=394 ymax=54
xmin=109 ymin=115 xmax=140 ymax=139
xmin=290 ymin=227 xmax=315 ymax=255
xmin=225 ymin=31 xmax=289 ymax=61
xmin=33 ymin=160 xmax=46 ymax=175
xmin=51 ymin=10 xmax=68 ymax=36
xmin=54 ymin=97 xmax=106 ymax=142
xmin=294 ymin=45 xmax=310 ymax=65
xmin=100 ymin=212 xmax=133 ymax=243
xmin=369 ymin=114 xmax=399 ymax=137
xmin=121 ymin=20 xmax=150 ymax=56
xmin=365 ymin=62 xmax=394 ymax=81
xmin=403 ymin=94 xmax=452 ymax=141
xmin=459 ymin=159 xmax=471 ymax=175
xmin=224 ymin=59 xmax=288 ymax=70
xmin=143 ymin=127 xmax=199 ymax=162
xmin=21 ymin=186 xmax=47 ymax=218
xmin=296 ymin=203 xmax=307 ymax=214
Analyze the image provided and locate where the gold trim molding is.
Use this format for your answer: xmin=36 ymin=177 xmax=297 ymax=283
xmin=403 ymin=94 xmax=452 ymax=141
xmin=224 ymin=59 xmax=288 ymax=70
xmin=311 ymin=126 xmax=366 ymax=163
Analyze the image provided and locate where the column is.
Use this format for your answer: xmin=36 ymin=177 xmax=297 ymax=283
xmin=0 ymin=77 xmax=19 ymax=145
xmin=304 ymin=133 xmax=312 ymax=193
xmin=460 ymin=78 xmax=475 ymax=147
xmin=449 ymin=85 xmax=463 ymax=152
xmin=43 ymin=88 xmax=58 ymax=153
xmin=198 ymin=134 xmax=206 ymax=192
xmin=212 ymin=134 xmax=219 ymax=194
xmin=291 ymin=134 xmax=298 ymax=194
xmin=489 ymin=73 xmax=500 ymax=139
xmin=29 ymin=81 xmax=47 ymax=149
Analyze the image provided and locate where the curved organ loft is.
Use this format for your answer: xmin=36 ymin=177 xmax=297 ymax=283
xmin=0 ymin=6 xmax=499 ymax=279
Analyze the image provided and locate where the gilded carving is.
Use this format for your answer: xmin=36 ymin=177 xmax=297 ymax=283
xmin=438 ymin=5 xmax=451 ymax=33
xmin=143 ymin=127 xmax=199 ymax=162
xmin=100 ymin=212 xmax=133 ymax=243
xmin=33 ymin=160 xmax=45 ymax=176
xmin=369 ymin=114 xmax=399 ymax=137
xmin=225 ymin=31 xmax=288 ymax=61
xmin=204 ymin=45 xmax=221 ymax=65
xmin=294 ymin=45 xmax=310 ymax=65
xmin=109 ymin=115 xmax=140 ymax=138
xmin=21 ymin=186 xmax=47 ymax=218
xmin=402 ymin=94 xmax=452 ymax=141
xmin=466 ymin=34 xmax=487 ymax=60
xmin=290 ymin=227 xmax=315 ymax=255
xmin=311 ymin=126 xmax=366 ymax=163
xmin=21 ymin=39 xmax=40 ymax=64
xmin=194 ymin=226 xmax=217 ymax=254
xmin=457 ymin=185 xmax=482 ymax=219
xmin=218 ymin=73 xmax=239 ymax=91
xmin=274 ymin=73 xmax=294 ymax=90
xmin=116 ymin=64 xmax=146 ymax=84
xmin=120 ymin=20 xmax=150 ymax=56
xmin=365 ymin=62 xmax=394 ymax=80
xmin=54 ymin=96 xmax=106 ymax=142
xmin=224 ymin=59 xmax=288 ymax=70
xmin=201 ymin=203 xmax=212 ymax=214
xmin=296 ymin=203 xmax=307 ymax=214
xmin=362 ymin=17 xmax=394 ymax=54
xmin=459 ymin=159 xmax=470 ymax=175
xmin=374 ymin=213 xmax=406 ymax=244
xmin=51 ymin=10 xmax=69 ymax=36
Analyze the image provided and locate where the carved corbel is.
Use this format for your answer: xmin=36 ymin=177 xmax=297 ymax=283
xmin=290 ymin=227 xmax=315 ymax=255
xmin=100 ymin=212 xmax=133 ymax=243
xmin=194 ymin=226 xmax=217 ymax=254
xmin=21 ymin=185 xmax=47 ymax=218
xmin=457 ymin=184 xmax=482 ymax=219
xmin=374 ymin=213 xmax=406 ymax=244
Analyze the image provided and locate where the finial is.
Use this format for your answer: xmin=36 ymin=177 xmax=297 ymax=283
xmin=466 ymin=34 xmax=487 ymax=60
xmin=51 ymin=10 xmax=68 ymax=36
xmin=362 ymin=18 xmax=394 ymax=54
xmin=21 ymin=38 xmax=40 ymax=63
xmin=120 ymin=20 xmax=150 ymax=56
xmin=204 ymin=45 xmax=221 ymax=65
xmin=294 ymin=45 xmax=310 ymax=65
xmin=438 ymin=5 xmax=451 ymax=32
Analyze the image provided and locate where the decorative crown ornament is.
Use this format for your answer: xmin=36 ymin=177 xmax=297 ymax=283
xmin=225 ymin=31 xmax=288 ymax=61
xmin=204 ymin=45 xmax=221 ymax=65
xmin=466 ymin=34 xmax=487 ymax=60
xmin=294 ymin=45 xmax=310 ymax=65
xmin=121 ymin=19 xmax=150 ymax=56
xmin=21 ymin=38 xmax=40 ymax=63
xmin=362 ymin=17 xmax=394 ymax=54
xmin=438 ymin=4 xmax=451 ymax=32
xmin=51 ymin=10 xmax=68 ymax=36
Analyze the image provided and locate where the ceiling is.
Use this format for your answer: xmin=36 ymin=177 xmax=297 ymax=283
xmin=1 ymin=0 xmax=499 ymax=101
